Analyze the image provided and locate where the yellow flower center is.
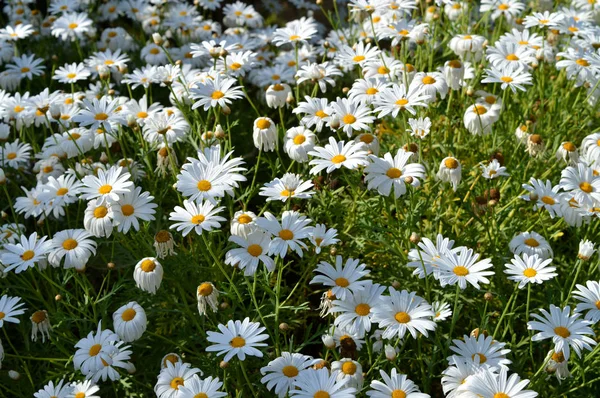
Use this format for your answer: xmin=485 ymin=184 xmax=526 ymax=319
xmin=355 ymin=303 xmax=371 ymax=316
xmin=378 ymin=66 xmax=390 ymax=74
xmin=331 ymin=154 xmax=346 ymax=164
xmin=137 ymin=111 xmax=148 ymax=119
xmin=541 ymin=196 xmax=555 ymax=205
xmin=395 ymin=98 xmax=409 ymax=106
xmin=230 ymin=336 xmax=246 ymax=348
xmin=293 ymin=135 xmax=306 ymax=145
xmin=279 ymin=229 xmax=294 ymax=240
xmin=341 ymin=361 xmax=357 ymax=374
xmin=498 ymin=3 xmax=509 ymax=10
xmin=289 ymin=35 xmax=301 ymax=41
xmin=6 ymin=152 xmax=17 ymax=160
xmin=282 ymin=365 xmax=299 ymax=377
xmin=422 ymin=76 xmax=436 ymax=84
xmin=280 ymin=189 xmax=295 ymax=197
xmin=366 ymin=87 xmax=379 ymax=95
xmin=170 ymin=377 xmax=184 ymax=390
xmin=121 ymin=204 xmax=134 ymax=216
xmin=62 ymin=238 xmax=78 ymax=250
xmin=576 ymin=58 xmax=589 ymax=67
xmin=75 ymin=393 xmax=86 ymax=398
xmin=314 ymin=391 xmax=330 ymax=398
xmin=89 ymin=344 xmax=102 ymax=356
xmin=14 ymin=105 xmax=24 ymax=113
xmin=198 ymin=283 xmax=213 ymax=296
xmin=140 ymin=259 xmax=156 ymax=272
xmin=256 ymin=119 xmax=271 ymax=129
xmin=552 ymin=351 xmax=565 ymax=362
xmin=315 ymin=110 xmax=328 ymax=118
xmin=247 ymin=244 xmax=263 ymax=257
xmin=20 ymin=67 xmax=30 ymax=73
xmin=501 ymin=76 xmax=513 ymax=83
xmin=554 ymin=326 xmax=570 ymax=338
xmin=444 ymin=158 xmax=459 ymax=169
xmin=335 ymin=277 xmax=349 ymax=287
xmin=523 ymin=268 xmax=537 ymax=278
xmin=580 ymin=182 xmax=593 ymax=193
xmin=343 ymin=114 xmax=356 ymax=124
xmin=31 ymin=310 xmax=46 ymax=324
xmin=524 ymin=238 xmax=539 ymax=247
xmin=238 ymin=214 xmax=252 ymax=224
xmin=98 ymin=184 xmax=112 ymax=194
xmin=191 ymin=215 xmax=205 ymax=224
xmin=472 ymin=353 xmax=487 ymax=364
xmin=68 ymin=23 xmax=79 ymax=29
xmin=56 ymin=187 xmax=69 ymax=196
xmin=121 ymin=308 xmax=136 ymax=321
xmin=211 ymin=90 xmax=225 ymax=100
xmin=386 ymin=167 xmax=402 ymax=179
xmin=473 ymin=105 xmax=488 ymax=115
xmin=149 ymin=48 xmax=160 ymax=55
xmin=197 ymin=180 xmax=212 ymax=191
xmin=194 ymin=394 xmax=208 ymax=398
xmin=353 ymin=55 xmax=366 ymax=62
xmin=395 ymin=311 xmax=411 ymax=323
xmin=392 ymin=391 xmax=407 ymax=398
xmin=453 ymin=266 xmax=469 ymax=276
xmin=95 ymin=113 xmax=108 ymax=121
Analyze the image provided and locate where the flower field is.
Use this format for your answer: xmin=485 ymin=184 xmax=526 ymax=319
xmin=1 ymin=0 xmax=600 ymax=397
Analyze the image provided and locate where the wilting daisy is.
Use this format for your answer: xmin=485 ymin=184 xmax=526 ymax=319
xmin=259 ymin=173 xmax=315 ymax=202
xmin=113 ymin=301 xmax=147 ymax=343
xmin=48 ymin=229 xmax=97 ymax=270
xmin=504 ymin=253 xmax=557 ymax=289
xmin=225 ymin=230 xmax=275 ymax=275
xmin=372 ymin=287 xmax=436 ymax=340
xmin=30 ymin=309 xmax=51 ymax=342
xmin=197 ymin=282 xmax=219 ymax=316
xmin=133 ymin=257 xmax=164 ymax=294
xmin=206 ymin=318 xmax=268 ymax=362
xmin=0 ymin=295 xmax=26 ymax=327
xmin=308 ymin=137 xmax=369 ymax=175
xmin=311 ymin=255 xmax=371 ymax=300
xmin=154 ymin=361 xmax=201 ymax=398
xmin=367 ymin=368 xmax=429 ymax=398
xmin=0 ymin=232 xmax=53 ymax=274
xmin=365 ymin=149 xmax=425 ymax=198
xmin=284 ymin=126 xmax=316 ymax=163
xmin=169 ymin=200 xmax=226 ymax=237
xmin=260 ymin=352 xmax=318 ymax=398
xmin=290 ymin=368 xmax=356 ymax=398
xmin=509 ymin=231 xmax=553 ymax=260
xmin=437 ymin=157 xmax=462 ymax=190
xmin=436 ymin=247 xmax=494 ymax=290
xmin=528 ymin=305 xmax=596 ymax=360
xmin=449 ymin=334 xmax=512 ymax=369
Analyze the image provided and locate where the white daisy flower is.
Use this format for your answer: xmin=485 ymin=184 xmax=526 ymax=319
xmin=436 ymin=247 xmax=494 ymax=290
xmin=308 ymin=136 xmax=369 ymax=175
xmin=308 ymin=224 xmax=339 ymax=254
xmin=154 ymin=361 xmax=201 ymax=398
xmin=178 ymin=375 xmax=227 ymax=398
xmin=330 ymin=282 xmax=385 ymax=337
xmin=573 ymin=281 xmax=600 ymax=324
xmin=0 ymin=232 xmax=53 ymax=274
xmin=260 ymin=352 xmax=318 ymax=398
xmin=311 ymin=255 xmax=371 ymax=300
xmin=48 ymin=229 xmax=97 ymax=270
xmin=0 ymin=295 xmax=26 ymax=327
xmin=169 ymin=200 xmax=226 ymax=237
xmin=112 ymin=301 xmax=147 ymax=343
xmin=508 ymin=231 xmax=553 ymax=260
xmin=225 ymin=230 xmax=275 ymax=276
xmin=365 ymin=149 xmax=425 ymax=198
xmin=259 ymin=174 xmax=314 ymax=203
xmin=81 ymin=166 xmax=133 ymax=205
xmin=206 ymin=317 xmax=269 ymax=362
xmin=367 ymin=368 xmax=429 ymax=398
xmin=449 ymin=334 xmax=512 ymax=369
xmin=290 ymin=368 xmax=356 ymax=398
xmin=133 ymin=257 xmax=164 ymax=294
xmin=504 ymin=253 xmax=557 ymax=289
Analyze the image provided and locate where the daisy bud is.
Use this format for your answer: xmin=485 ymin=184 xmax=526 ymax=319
xmin=484 ymin=292 xmax=493 ymax=301
xmin=342 ymin=87 xmax=350 ymax=94
xmin=220 ymin=301 xmax=229 ymax=310
xmin=329 ymin=247 xmax=337 ymax=255
xmin=404 ymin=176 xmax=414 ymax=185
xmin=118 ymin=65 xmax=128 ymax=74
xmin=126 ymin=114 xmax=137 ymax=128
xmin=316 ymin=0 xmax=323 ymax=5
xmin=253 ymin=117 xmax=277 ymax=152
xmin=286 ymin=91 xmax=295 ymax=105
xmin=8 ymin=370 xmax=19 ymax=380
xmin=323 ymin=40 xmax=330 ymax=48
xmin=0 ymin=211 xmax=6 ymax=219
xmin=99 ymin=152 xmax=109 ymax=163
xmin=488 ymin=199 xmax=497 ymax=207
xmin=0 ymin=168 xmax=5 ymax=185
xmin=55 ymin=294 xmax=62 ymax=301
xmin=322 ymin=334 xmax=335 ymax=349
xmin=409 ymin=232 xmax=420 ymax=244
xmin=329 ymin=114 xmax=340 ymax=130
xmin=466 ymin=86 xmax=474 ymax=96
xmin=219 ymin=360 xmax=229 ymax=369
xmin=221 ymin=104 xmax=231 ymax=115
xmin=98 ymin=65 xmax=110 ymax=80
xmin=219 ymin=48 xmax=229 ymax=58
xmin=384 ymin=344 xmax=397 ymax=361
xmin=175 ymin=59 xmax=182 ymax=66
xmin=391 ymin=280 xmax=401 ymax=289
xmin=578 ymin=239 xmax=596 ymax=261
xmin=48 ymin=103 xmax=61 ymax=120
xmin=279 ymin=322 xmax=289 ymax=331
xmin=152 ymin=32 xmax=163 ymax=46
xmin=209 ymin=47 xmax=221 ymax=58
xmin=529 ymin=192 xmax=539 ymax=202
xmin=215 ymin=125 xmax=225 ymax=139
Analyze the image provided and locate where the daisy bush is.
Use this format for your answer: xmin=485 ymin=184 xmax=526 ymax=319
xmin=2 ymin=0 xmax=600 ymax=397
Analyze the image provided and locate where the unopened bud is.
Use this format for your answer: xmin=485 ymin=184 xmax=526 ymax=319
xmin=99 ymin=152 xmax=109 ymax=163
xmin=279 ymin=323 xmax=289 ymax=331
xmin=384 ymin=344 xmax=397 ymax=361
xmin=219 ymin=361 xmax=229 ymax=369
xmin=50 ymin=103 xmax=61 ymax=120
xmin=219 ymin=48 xmax=229 ymax=58
xmin=409 ymin=232 xmax=420 ymax=244
xmin=127 ymin=114 xmax=137 ymax=128
xmin=322 ymin=334 xmax=335 ymax=349
xmin=107 ymin=262 xmax=115 ymax=269
xmin=8 ymin=370 xmax=20 ymax=380
xmin=221 ymin=104 xmax=231 ymax=115
xmin=329 ymin=246 xmax=337 ymax=255
xmin=404 ymin=176 xmax=414 ymax=184
xmin=55 ymin=294 xmax=62 ymax=301
xmin=220 ymin=301 xmax=229 ymax=310
xmin=98 ymin=65 xmax=110 ymax=80
xmin=484 ymin=292 xmax=493 ymax=301
xmin=152 ymin=32 xmax=163 ymax=46
xmin=286 ymin=92 xmax=295 ymax=105
xmin=391 ymin=280 xmax=401 ymax=289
